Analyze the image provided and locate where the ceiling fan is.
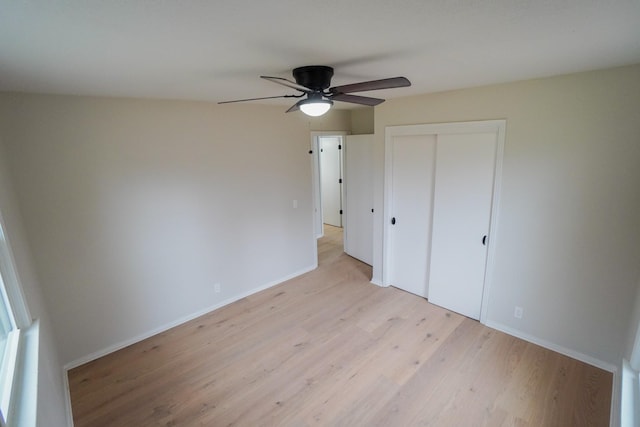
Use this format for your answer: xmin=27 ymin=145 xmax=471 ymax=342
xmin=219 ymin=66 xmax=411 ymax=117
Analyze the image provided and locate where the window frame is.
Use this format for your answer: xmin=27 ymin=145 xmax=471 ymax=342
xmin=0 ymin=212 xmax=32 ymax=426
xmin=0 ymin=221 xmax=31 ymax=329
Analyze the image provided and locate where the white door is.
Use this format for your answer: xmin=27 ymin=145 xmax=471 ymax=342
xmin=427 ymin=132 xmax=497 ymax=319
xmin=319 ymin=137 xmax=343 ymax=227
xmin=311 ymin=138 xmax=323 ymax=238
xmin=344 ymin=135 xmax=373 ymax=265
xmin=386 ymin=134 xmax=437 ymax=297
xmin=384 ymin=120 xmax=504 ymax=321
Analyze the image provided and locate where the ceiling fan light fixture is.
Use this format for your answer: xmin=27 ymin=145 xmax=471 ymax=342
xmin=219 ymin=66 xmax=411 ymax=115
xmin=299 ymin=97 xmax=333 ymax=117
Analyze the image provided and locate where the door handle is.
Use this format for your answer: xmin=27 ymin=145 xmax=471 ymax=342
xmin=391 ymin=217 xmax=396 ymax=225
xmin=482 ymin=235 xmax=487 ymax=245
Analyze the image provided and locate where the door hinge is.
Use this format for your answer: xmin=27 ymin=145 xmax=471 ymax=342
xmin=338 ymin=144 xmax=342 ymax=149
xmin=338 ymin=178 xmax=342 ymax=184
xmin=340 ymin=210 xmax=343 ymax=215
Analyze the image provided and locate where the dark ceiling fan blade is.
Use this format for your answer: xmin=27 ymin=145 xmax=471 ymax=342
xmin=218 ymin=94 xmax=300 ymax=104
xmin=261 ymin=76 xmax=310 ymax=93
xmin=331 ymin=93 xmax=385 ymax=106
xmin=285 ymin=101 xmax=300 ymax=113
xmin=329 ymin=76 xmax=410 ymax=94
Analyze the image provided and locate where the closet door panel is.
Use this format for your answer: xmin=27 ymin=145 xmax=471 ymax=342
xmin=427 ymin=132 xmax=497 ymax=319
xmin=387 ymin=134 xmax=436 ymax=298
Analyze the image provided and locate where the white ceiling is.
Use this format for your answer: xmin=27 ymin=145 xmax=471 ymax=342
xmin=1 ymin=1 xmax=639 ymax=109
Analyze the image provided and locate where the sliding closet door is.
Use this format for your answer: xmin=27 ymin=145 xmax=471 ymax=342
xmin=427 ymin=132 xmax=497 ymax=319
xmin=384 ymin=121 xmax=504 ymax=321
xmin=386 ymin=134 xmax=436 ymax=298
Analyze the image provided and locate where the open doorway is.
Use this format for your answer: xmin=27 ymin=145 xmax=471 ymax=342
xmin=319 ymin=136 xmax=343 ymax=229
xmin=317 ymin=224 xmax=344 ymax=265
xmin=310 ymin=132 xmax=375 ymax=269
xmin=310 ymin=132 xmax=346 ymax=263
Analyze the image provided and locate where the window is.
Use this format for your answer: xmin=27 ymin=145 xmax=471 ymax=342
xmin=0 ymin=288 xmax=13 ymax=368
xmin=0 ymin=217 xmax=32 ymax=426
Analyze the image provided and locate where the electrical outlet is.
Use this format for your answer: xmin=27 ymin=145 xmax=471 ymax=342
xmin=214 ymin=283 xmax=221 ymax=293
xmin=514 ymin=306 xmax=523 ymax=319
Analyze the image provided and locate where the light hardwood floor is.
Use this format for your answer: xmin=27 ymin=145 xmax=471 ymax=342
xmin=68 ymin=225 xmax=612 ymax=426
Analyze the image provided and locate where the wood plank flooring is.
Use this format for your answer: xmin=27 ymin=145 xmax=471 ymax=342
xmin=68 ymin=225 xmax=612 ymax=426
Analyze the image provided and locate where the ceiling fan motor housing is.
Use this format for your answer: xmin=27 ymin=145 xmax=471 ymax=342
xmin=293 ymin=66 xmax=334 ymax=91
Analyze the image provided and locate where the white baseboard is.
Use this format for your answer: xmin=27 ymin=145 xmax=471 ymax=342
xmin=370 ymin=276 xmax=384 ymax=287
xmin=484 ymin=320 xmax=620 ymax=427
xmin=63 ymin=263 xmax=317 ymax=371
xmin=484 ymin=320 xmax=617 ymax=372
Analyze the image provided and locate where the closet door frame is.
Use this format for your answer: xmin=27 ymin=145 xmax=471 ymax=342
xmin=383 ymin=120 xmax=506 ymax=323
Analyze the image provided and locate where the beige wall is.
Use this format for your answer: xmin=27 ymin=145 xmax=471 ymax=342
xmin=2 ymin=64 xmax=639 ymax=415
xmin=0 ymin=94 xmax=332 ymax=366
xmin=308 ymin=108 xmax=352 ymax=132
xmin=374 ymin=64 xmax=640 ymax=366
xmin=350 ymin=108 xmax=375 ymax=134
xmin=0 ymin=137 xmax=69 ymax=426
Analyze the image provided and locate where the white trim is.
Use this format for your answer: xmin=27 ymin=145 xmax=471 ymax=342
xmin=382 ymin=126 xmax=394 ymax=286
xmin=630 ymin=307 xmax=640 ymax=371
xmin=0 ymin=329 xmax=21 ymax=424
xmin=484 ymin=319 xmax=617 ymax=372
xmin=310 ymin=133 xmax=323 ymax=240
xmin=383 ymin=120 xmax=506 ymax=322
xmin=385 ymin=120 xmax=508 ymax=138
xmin=479 ymin=121 xmax=506 ymax=324
xmin=342 ymin=137 xmax=350 ymax=251
xmin=10 ymin=321 xmax=38 ymax=427
xmin=370 ymin=278 xmax=384 ymax=287
xmin=0 ymin=213 xmax=31 ymax=329
xmin=62 ymin=369 xmax=75 ymax=427
xmin=0 ymin=212 xmax=36 ymax=427
xmin=620 ymin=359 xmax=636 ymax=427
xmin=485 ymin=318 xmax=619 ymax=427
xmin=64 ymin=263 xmax=318 ymax=370
xmin=370 ymin=276 xmax=384 ymax=287
xmin=612 ymin=363 xmax=622 ymax=427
